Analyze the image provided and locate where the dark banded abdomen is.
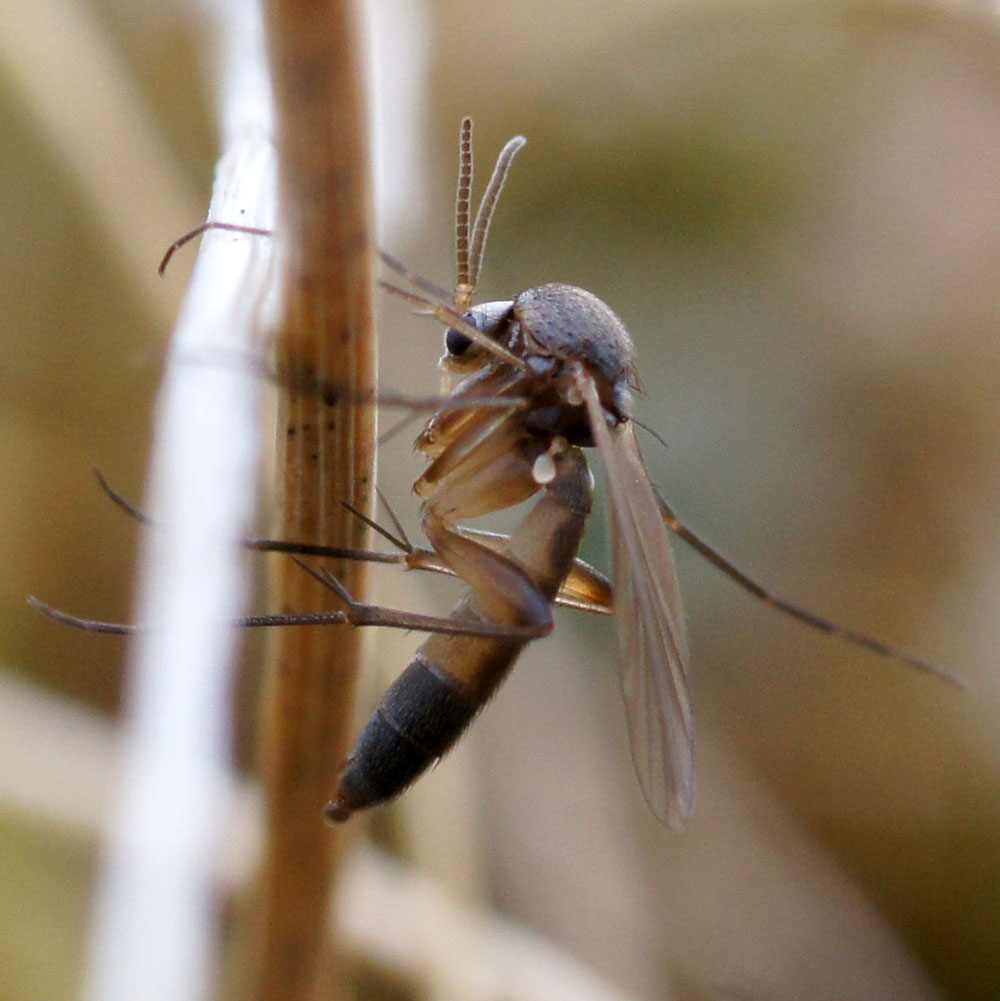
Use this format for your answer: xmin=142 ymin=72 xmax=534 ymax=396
xmin=325 ymin=647 xmax=515 ymax=822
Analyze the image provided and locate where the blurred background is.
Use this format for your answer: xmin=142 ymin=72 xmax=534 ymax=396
xmin=4 ymin=0 xmax=1000 ymax=998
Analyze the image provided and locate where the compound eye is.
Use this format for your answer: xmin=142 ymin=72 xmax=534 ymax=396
xmin=445 ymin=326 xmax=473 ymax=356
xmin=443 ymin=302 xmax=511 ymax=360
xmin=445 ymin=309 xmax=484 ymax=356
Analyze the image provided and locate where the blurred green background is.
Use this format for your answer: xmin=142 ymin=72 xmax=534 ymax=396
xmin=3 ymin=1 xmax=1000 ymax=999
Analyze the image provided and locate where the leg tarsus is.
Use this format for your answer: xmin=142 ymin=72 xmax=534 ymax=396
xmin=158 ymin=221 xmax=273 ymax=275
xmin=289 ymin=557 xmax=549 ymax=639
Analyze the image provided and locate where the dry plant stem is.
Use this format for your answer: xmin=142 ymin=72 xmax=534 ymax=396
xmin=256 ymin=2 xmax=375 ymax=1001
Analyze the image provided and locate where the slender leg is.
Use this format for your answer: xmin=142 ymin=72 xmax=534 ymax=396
xmin=158 ymin=221 xmax=273 ymax=275
xmin=91 ymin=466 xmax=614 ymax=612
xmin=26 ymin=589 xmax=548 ymax=641
xmin=656 ymin=492 xmax=963 ymax=686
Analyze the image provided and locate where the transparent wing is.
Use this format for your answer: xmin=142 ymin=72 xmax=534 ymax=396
xmin=579 ymin=370 xmax=695 ymax=828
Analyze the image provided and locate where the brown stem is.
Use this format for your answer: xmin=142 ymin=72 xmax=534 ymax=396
xmin=251 ymin=2 xmax=375 ymax=1000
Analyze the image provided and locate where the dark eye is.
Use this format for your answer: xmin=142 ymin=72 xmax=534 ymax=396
xmin=445 ymin=327 xmax=473 ymax=356
xmin=445 ymin=309 xmax=483 ymax=356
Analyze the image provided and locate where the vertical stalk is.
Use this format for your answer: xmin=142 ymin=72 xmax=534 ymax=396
xmin=254 ymin=1 xmax=375 ymax=999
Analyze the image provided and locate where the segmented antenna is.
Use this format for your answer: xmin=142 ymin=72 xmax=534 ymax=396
xmin=453 ymin=124 xmax=526 ymax=312
xmin=454 ymin=117 xmax=474 ymax=305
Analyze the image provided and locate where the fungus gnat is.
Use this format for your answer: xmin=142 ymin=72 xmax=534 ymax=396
xmin=32 ymin=119 xmax=963 ymax=829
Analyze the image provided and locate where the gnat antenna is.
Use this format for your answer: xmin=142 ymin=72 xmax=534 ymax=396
xmin=453 ymin=119 xmax=526 ymax=313
xmin=454 ymin=117 xmax=474 ymax=303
